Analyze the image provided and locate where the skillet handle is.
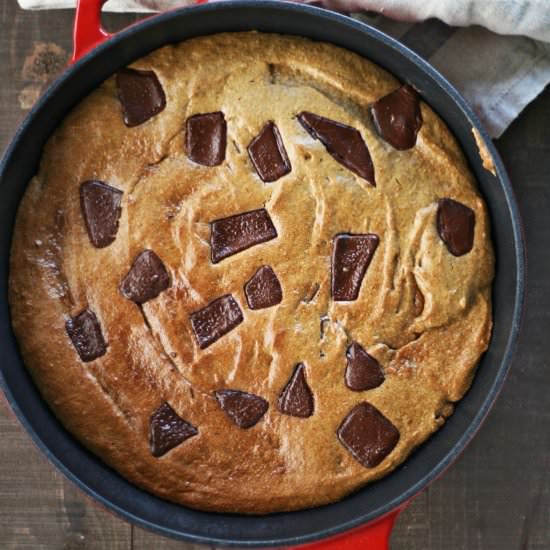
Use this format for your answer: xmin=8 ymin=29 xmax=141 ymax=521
xmin=286 ymin=509 xmax=402 ymax=550
xmin=72 ymin=0 xmax=113 ymax=63
xmin=71 ymin=0 xmax=212 ymax=63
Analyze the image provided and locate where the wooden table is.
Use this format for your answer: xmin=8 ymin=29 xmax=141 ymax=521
xmin=1 ymin=3 xmax=549 ymax=549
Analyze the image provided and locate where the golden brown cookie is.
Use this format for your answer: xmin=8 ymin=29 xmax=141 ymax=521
xmin=9 ymin=32 xmax=494 ymax=514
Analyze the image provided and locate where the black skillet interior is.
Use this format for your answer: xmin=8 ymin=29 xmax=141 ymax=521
xmin=0 ymin=2 xmax=524 ymax=547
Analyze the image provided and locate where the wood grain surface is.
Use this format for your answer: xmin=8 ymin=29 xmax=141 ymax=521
xmin=1 ymin=3 xmax=549 ymax=549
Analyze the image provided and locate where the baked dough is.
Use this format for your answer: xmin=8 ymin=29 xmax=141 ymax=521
xmin=9 ymin=32 xmax=494 ymax=513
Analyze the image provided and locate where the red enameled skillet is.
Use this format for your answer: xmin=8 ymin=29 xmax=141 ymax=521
xmin=0 ymin=0 xmax=524 ymax=548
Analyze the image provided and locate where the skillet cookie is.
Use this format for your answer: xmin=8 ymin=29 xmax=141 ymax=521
xmin=10 ymin=32 xmax=494 ymax=514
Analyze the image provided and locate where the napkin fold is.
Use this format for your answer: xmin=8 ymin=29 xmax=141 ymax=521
xmin=17 ymin=0 xmax=550 ymax=137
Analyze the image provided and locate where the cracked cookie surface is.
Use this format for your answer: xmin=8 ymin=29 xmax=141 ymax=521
xmin=9 ymin=32 xmax=493 ymax=514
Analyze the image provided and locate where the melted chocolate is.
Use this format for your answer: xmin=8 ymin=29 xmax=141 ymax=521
xmin=210 ymin=208 xmax=277 ymax=263
xmin=244 ymin=265 xmax=283 ymax=310
xmin=186 ymin=112 xmax=226 ymax=166
xmin=332 ymin=234 xmax=379 ymax=301
xmin=370 ymin=84 xmax=422 ymax=150
xmin=80 ymin=181 xmax=123 ymax=249
xmin=190 ymin=295 xmax=244 ymax=349
xmin=345 ymin=342 xmax=385 ymax=391
xmin=116 ymin=68 xmax=166 ymax=127
xmin=337 ymin=402 xmax=400 ymax=468
xmin=150 ymin=402 xmax=198 ymax=457
xmin=215 ymin=389 xmax=269 ymax=429
xmin=297 ymin=112 xmax=375 ymax=185
xmin=248 ymin=122 xmax=291 ymax=182
xmin=66 ymin=308 xmax=107 ymax=362
xmin=120 ymin=250 xmax=170 ymax=304
xmin=437 ymin=198 xmax=475 ymax=256
xmin=278 ymin=363 xmax=314 ymax=418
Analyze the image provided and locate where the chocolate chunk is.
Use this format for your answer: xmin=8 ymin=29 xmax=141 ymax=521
xmin=332 ymin=234 xmax=379 ymax=301
xmin=210 ymin=208 xmax=277 ymax=263
xmin=370 ymin=84 xmax=422 ymax=150
xmin=337 ymin=402 xmax=400 ymax=468
xmin=66 ymin=308 xmax=107 ymax=362
xmin=278 ymin=363 xmax=314 ymax=418
xmin=437 ymin=198 xmax=475 ymax=256
xmin=345 ymin=342 xmax=385 ymax=391
xmin=297 ymin=112 xmax=375 ymax=185
xmin=150 ymin=402 xmax=198 ymax=458
xmin=120 ymin=250 xmax=170 ymax=304
xmin=116 ymin=68 xmax=166 ymax=127
xmin=190 ymin=295 xmax=244 ymax=349
xmin=244 ymin=265 xmax=283 ymax=310
xmin=186 ymin=112 xmax=226 ymax=166
xmin=215 ymin=389 xmax=268 ymax=429
xmin=247 ymin=122 xmax=291 ymax=182
xmin=80 ymin=180 xmax=123 ymax=248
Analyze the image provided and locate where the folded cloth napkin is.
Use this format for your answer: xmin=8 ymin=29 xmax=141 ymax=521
xmin=17 ymin=0 xmax=550 ymax=137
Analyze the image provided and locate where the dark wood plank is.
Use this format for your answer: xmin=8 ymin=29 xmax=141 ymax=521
xmin=133 ymin=528 xmax=218 ymax=550
xmin=1 ymin=2 xmax=549 ymax=549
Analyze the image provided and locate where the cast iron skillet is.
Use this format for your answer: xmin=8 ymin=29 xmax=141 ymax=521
xmin=0 ymin=0 xmax=524 ymax=548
